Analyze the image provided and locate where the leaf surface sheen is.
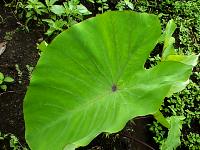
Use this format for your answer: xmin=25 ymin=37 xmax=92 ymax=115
xmin=24 ymin=11 xmax=193 ymax=150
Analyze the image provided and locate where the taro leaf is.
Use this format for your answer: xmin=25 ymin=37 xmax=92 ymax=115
xmin=24 ymin=11 xmax=195 ymax=150
xmin=161 ymin=116 xmax=185 ymax=150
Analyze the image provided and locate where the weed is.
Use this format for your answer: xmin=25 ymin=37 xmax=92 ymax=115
xmin=5 ymin=0 xmax=91 ymax=36
xmin=183 ymin=133 xmax=200 ymax=150
xmin=0 ymin=15 xmax=4 ymax=23
xmin=96 ymin=0 xmax=109 ymax=13
xmin=26 ymin=65 xmax=34 ymax=79
xmin=15 ymin=64 xmax=23 ymax=84
xmin=0 ymin=72 xmax=14 ymax=91
xmin=0 ymin=131 xmax=27 ymax=150
xmin=116 ymin=0 xmax=134 ymax=11
xmin=4 ymin=30 xmax=16 ymax=41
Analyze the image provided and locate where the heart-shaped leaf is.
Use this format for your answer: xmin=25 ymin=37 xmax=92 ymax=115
xmin=24 ymin=11 xmax=196 ymax=150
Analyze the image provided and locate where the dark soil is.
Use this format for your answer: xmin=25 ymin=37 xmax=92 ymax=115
xmin=0 ymin=6 xmax=42 ymax=149
xmin=0 ymin=6 xmax=158 ymax=150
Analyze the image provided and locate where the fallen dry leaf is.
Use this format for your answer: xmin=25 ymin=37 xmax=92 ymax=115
xmin=0 ymin=42 xmax=7 ymax=56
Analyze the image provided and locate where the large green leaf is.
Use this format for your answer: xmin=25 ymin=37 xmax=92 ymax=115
xmin=24 ymin=11 xmax=195 ymax=150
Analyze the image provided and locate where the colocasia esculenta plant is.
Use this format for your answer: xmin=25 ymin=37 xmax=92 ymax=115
xmin=24 ymin=11 xmax=198 ymax=150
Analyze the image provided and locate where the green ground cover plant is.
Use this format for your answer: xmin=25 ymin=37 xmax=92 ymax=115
xmin=0 ymin=131 xmax=27 ymax=150
xmin=24 ymin=11 xmax=198 ymax=150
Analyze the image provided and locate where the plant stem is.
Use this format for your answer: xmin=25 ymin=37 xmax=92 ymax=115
xmin=153 ymin=110 xmax=170 ymax=129
xmin=122 ymin=133 xmax=155 ymax=150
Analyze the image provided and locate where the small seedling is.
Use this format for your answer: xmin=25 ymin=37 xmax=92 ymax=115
xmin=18 ymin=0 xmax=91 ymax=35
xmin=116 ymin=0 xmax=134 ymax=11
xmin=97 ymin=0 xmax=109 ymax=13
xmin=0 ymin=72 xmax=14 ymax=91
xmin=37 ymin=40 xmax=48 ymax=53
xmin=0 ymin=131 xmax=28 ymax=150
xmin=26 ymin=65 xmax=34 ymax=79
xmin=4 ymin=30 xmax=16 ymax=41
xmin=15 ymin=64 xmax=23 ymax=84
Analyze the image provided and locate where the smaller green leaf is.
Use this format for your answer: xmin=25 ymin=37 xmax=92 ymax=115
xmin=26 ymin=12 xmax=32 ymax=18
xmin=124 ymin=0 xmax=134 ymax=10
xmin=37 ymin=41 xmax=48 ymax=52
xmin=165 ymin=54 xmax=199 ymax=66
xmin=165 ymin=54 xmax=199 ymax=96
xmin=86 ymin=0 xmax=94 ymax=3
xmin=52 ymin=19 xmax=66 ymax=30
xmin=166 ymin=79 xmax=189 ymax=97
xmin=162 ymin=37 xmax=175 ymax=60
xmin=160 ymin=20 xmax=177 ymax=60
xmin=159 ymin=19 xmax=176 ymax=42
xmin=0 ymin=72 xmax=4 ymax=82
xmin=4 ymin=76 xmax=14 ymax=83
xmin=164 ymin=19 xmax=176 ymax=39
xmin=50 ymin=5 xmax=65 ymax=16
xmin=25 ymin=5 xmax=33 ymax=9
xmin=1 ymin=85 xmax=7 ymax=91
xmin=161 ymin=116 xmax=185 ymax=150
xmin=77 ymin=4 xmax=91 ymax=15
xmin=42 ymin=19 xmax=54 ymax=24
xmin=45 ymin=28 xmax=55 ymax=36
xmin=68 ymin=1 xmax=76 ymax=10
xmin=43 ymin=19 xmax=66 ymax=35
